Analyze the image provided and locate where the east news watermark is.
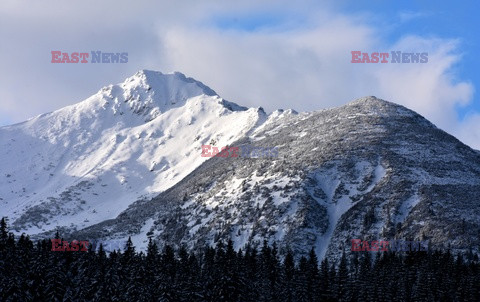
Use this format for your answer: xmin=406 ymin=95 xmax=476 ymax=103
xmin=201 ymin=144 xmax=278 ymax=159
xmin=50 ymin=239 xmax=128 ymax=252
xmin=351 ymin=239 xmax=429 ymax=252
xmin=351 ymin=51 xmax=428 ymax=63
xmin=51 ymin=239 xmax=89 ymax=251
xmin=51 ymin=51 xmax=128 ymax=63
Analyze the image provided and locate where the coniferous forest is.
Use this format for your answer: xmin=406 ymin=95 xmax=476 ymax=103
xmin=1 ymin=217 xmax=480 ymax=301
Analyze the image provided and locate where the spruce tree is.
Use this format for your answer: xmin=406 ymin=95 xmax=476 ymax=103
xmin=282 ymin=250 xmax=295 ymax=302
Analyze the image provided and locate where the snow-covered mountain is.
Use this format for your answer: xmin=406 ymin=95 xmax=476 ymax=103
xmin=0 ymin=70 xmax=264 ymax=235
xmin=2 ymin=70 xmax=480 ymax=261
xmin=71 ymin=96 xmax=480 ymax=260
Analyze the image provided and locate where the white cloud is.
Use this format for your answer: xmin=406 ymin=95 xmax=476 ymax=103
xmin=158 ymin=19 xmax=477 ymax=148
xmin=159 ymin=14 xmax=378 ymax=112
xmin=371 ymin=37 xmax=474 ymax=127
xmin=456 ymin=113 xmax=480 ymax=149
xmin=0 ymin=0 xmax=478 ymax=149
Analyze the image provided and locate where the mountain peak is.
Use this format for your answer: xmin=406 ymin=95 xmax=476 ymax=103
xmin=93 ymin=70 xmax=231 ymax=119
xmin=129 ymin=70 xmax=217 ymax=97
xmin=120 ymin=70 xmax=218 ymax=102
xmin=341 ymin=96 xmax=419 ymax=118
xmin=348 ymin=95 xmax=403 ymax=109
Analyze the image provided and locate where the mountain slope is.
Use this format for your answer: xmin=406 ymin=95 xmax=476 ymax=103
xmin=0 ymin=70 xmax=264 ymax=235
xmin=71 ymin=96 xmax=480 ymax=260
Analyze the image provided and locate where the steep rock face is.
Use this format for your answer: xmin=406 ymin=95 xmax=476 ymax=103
xmin=72 ymin=96 xmax=480 ymax=260
xmin=0 ymin=70 xmax=263 ymax=236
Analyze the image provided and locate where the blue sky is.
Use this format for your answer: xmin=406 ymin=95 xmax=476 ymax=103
xmin=0 ymin=0 xmax=479 ymax=148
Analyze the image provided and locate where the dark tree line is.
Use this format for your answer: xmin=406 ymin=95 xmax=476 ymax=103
xmin=1 ymin=217 xmax=480 ymax=301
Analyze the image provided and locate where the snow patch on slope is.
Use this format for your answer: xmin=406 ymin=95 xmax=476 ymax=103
xmin=311 ymin=161 xmax=387 ymax=259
